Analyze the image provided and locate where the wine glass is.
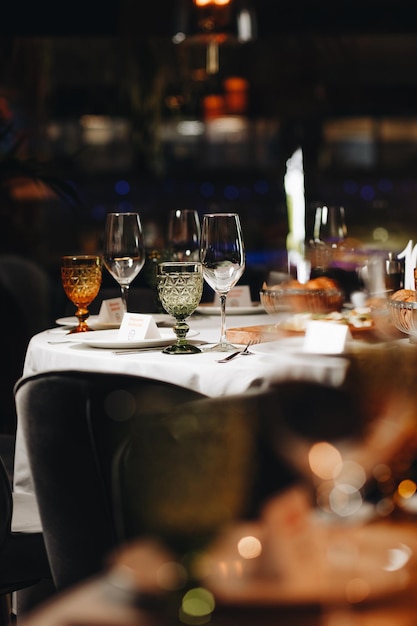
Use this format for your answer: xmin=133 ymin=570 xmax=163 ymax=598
xmin=61 ymin=255 xmax=102 ymax=333
xmin=199 ymin=213 xmax=245 ymax=352
xmin=102 ymin=212 xmax=146 ymax=312
xmin=167 ymin=209 xmax=201 ymax=261
xmin=156 ymin=261 xmax=203 ymax=354
xmin=313 ymin=205 xmax=347 ymax=247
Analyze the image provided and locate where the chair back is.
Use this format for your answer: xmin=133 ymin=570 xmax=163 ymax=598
xmin=15 ymin=371 xmax=213 ymax=589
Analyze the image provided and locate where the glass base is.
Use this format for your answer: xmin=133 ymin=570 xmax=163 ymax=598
xmin=203 ymin=341 xmax=237 ymax=353
xmin=67 ymin=324 xmax=96 ymax=334
xmin=162 ymin=343 xmax=202 ymax=355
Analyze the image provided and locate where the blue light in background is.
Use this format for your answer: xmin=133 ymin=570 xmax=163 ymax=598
xmin=360 ymin=185 xmax=376 ymax=201
xmin=115 ymin=180 xmax=130 ymax=195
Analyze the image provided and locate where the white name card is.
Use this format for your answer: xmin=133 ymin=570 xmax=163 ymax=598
xmin=97 ymin=298 xmax=124 ymax=325
xmin=214 ymin=285 xmax=251 ymax=307
xmin=118 ymin=313 xmax=161 ymax=341
xmin=303 ymin=321 xmax=352 ymax=354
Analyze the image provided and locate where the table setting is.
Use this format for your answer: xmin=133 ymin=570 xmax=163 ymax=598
xmin=14 ymin=209 xmax=417 ymax=626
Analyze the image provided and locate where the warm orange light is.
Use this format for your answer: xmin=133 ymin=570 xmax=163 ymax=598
xmin=308 ymin=441 xmax=342 ymax=480
xmin=194 ymin=0 xmax=231 ymax=6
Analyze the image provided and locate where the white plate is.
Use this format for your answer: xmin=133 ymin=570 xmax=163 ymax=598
xmin=66 ymin=329 xmax=199 ymax=349
xmin=56 ymin=316 xmax=119 ymax=330
xmin=196 ymin=303 xmax=265 ymax=315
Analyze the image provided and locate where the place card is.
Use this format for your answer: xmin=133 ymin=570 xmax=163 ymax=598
xmin=97 ymin=298 xmax=124 ymax=325
xmin=118 ymin=313 xmax=161 ymax=341
xmin=213 ymin=285 xmax=251 ymax=307
xmin=303 ymin=320 xmax=352 ymax=354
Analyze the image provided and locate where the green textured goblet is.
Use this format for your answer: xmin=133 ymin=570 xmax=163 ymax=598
xmin=157 ymin=262 xmax=203 ymax=354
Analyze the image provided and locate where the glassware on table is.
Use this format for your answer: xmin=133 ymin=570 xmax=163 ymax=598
xmin=102 ymin=212 xmax=146 ymax=312
xmin=157 ymin=261 xmax=203 ymax=354
xmin=167 ymin=209 xmax=201 ymax=261
xmin=61 ymin=255 xmax=102 ymax=333
xmin=199 ymin=212 xmax=245 ymax=352
xmin=310 ymin=205 xmax=348 ymax=271
xmin=313 ymin=205 xmax=347 ymax=247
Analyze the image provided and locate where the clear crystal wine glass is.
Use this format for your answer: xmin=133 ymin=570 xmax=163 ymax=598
xmin=167 ymin=209 xmax=201 ymax=261
xmin=157 ymin=261 xmax=203 ymax=354
xmin=313 ymin=205 xmax=347 ymax=247
xmin=102 ymin=212 xmax=146 ymax=312
xmin=61 ymin=255 xmax=102 ymax=333
xmin=199 ymin=213 xmax=245 ymax=352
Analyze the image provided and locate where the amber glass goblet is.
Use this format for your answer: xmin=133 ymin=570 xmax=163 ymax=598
xmin=61 ymin=255 xmax=102 ymax=333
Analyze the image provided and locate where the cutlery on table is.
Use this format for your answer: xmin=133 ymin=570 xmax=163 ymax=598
xmin=216 ymin=340 xmax=254 ymax=363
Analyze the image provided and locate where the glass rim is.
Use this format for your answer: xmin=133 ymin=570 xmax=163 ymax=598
xmin=202 ymin=213 xmax=240 ymax=218
xmin=61 ymin=254 xmax=102 ymax=261
xmin=105 ymin=212 xmax=140 ymax=217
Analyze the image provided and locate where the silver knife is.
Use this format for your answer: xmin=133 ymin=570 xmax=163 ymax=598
xmin=112 ymin=346 xmax=167 ymax=355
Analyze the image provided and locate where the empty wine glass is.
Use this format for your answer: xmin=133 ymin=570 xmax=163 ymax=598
xmin=167 ymin=209 xmax=201 ymax=261
xmin=200 ymin=213 xmax=245 ymax=352
xmin=61 ymin=255 xmax=102 ymax=333
xmin=102 ymin=212 xmax=146 ymax=312
xmin=157 ymin=261 xmax=203 ymax=354
xmin=313 ymin=205 xmax=347 ymax=247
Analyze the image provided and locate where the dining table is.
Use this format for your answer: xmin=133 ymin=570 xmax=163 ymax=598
xmin=13 ymin=306 xmax=363 ymax=498
xmin=12 ymin=303 xmax=417 ymax=625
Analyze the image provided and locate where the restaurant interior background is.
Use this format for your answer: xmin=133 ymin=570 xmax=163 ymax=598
xmin=2 ymin=0 xmax=417 ymax=313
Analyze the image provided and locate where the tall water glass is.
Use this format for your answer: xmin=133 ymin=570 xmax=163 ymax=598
xmin=200 ymin=213 xmax=245 ymax=352
xmin=103 ymin=212 xmax=146 ymax=312
xmin=167 ymin=209 xmax=201 ymax=261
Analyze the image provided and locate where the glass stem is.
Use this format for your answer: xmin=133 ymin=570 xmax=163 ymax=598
xmin=219 ymin=293 xmax=227 ymax=346
xmin=120 ymin=285 xmax=129 ymax=312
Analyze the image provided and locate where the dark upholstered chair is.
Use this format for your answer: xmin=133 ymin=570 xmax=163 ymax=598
xmin=0 ymin=454 xmax=53 ymax=626
xmin=15 ymin=371 xmax=300 ymax=594
xmin=14 ymin=372 xmax=210 ymax=591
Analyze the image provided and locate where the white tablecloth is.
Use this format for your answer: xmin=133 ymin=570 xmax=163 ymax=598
xmin=12 ymin=311 xmax=356 ymax=515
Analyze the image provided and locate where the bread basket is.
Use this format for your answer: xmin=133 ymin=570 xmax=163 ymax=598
xmin=387 ymin=296 xmax=417 ymax=341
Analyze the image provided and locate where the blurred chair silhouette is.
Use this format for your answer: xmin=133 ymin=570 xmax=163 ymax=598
xmin=0 ymin=254 xmax=52 ymax=339
xmin=0 ymin=254 xmax=53 ymax=435
xmin=14 ymin=371 xmax=210 ymax=591
xmin=14 ymin=371 xmax=293 ymax=593
xmin=0 ymin=454 xmax=53 ymax=626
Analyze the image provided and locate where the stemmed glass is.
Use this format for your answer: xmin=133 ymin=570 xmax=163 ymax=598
xmin=102 ymin=212 xmax=146 ymax=312
xmin=199 ymin=213 xmax=245 ymax=352
xmin=167 ymin=209 xmax=201 ymax=261
xmin=156 ymin=261 xmax=203 ymax=354
xmin=313 ymin=205 xmax=347 ymax=247
xmin=61 ymin=255 xmax=102 ymax=333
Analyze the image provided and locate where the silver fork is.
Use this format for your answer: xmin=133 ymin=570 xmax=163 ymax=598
xmin=216 ymin=340 xmax=254 ymax=363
